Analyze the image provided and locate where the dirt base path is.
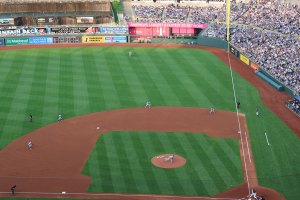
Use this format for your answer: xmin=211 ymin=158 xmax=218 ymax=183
xmin=0 ymin=107 xmax=283 ymax=199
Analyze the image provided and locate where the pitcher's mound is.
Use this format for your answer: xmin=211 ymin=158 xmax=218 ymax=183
xmin=151 ymin=154 xmax=186 ymax=169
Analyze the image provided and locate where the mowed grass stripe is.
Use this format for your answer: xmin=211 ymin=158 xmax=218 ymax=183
xmin=41 ymin=49 xmax=60 ymax=123
xmin=185 ymin=134 xmax=227 ymax=192
xmin=91 ymin=47 xmax=122 ymax=109
xmin=202 ymin=136 xmax=242 ymax=184
xmin=129 ymin=132 xmax=162 ymax=194
xmin=0 ymin=51 xmax=29 ymax=148
xmin=4 ymin=50 xmax=40 ymax=134
xmin=168 ymin=49 xmax=232 ymax=109
xmin=136 ymin=48 xmax=183 ymax=106
xmin=107 ymin=48 xmax=142 ymax=107
xmin=70 ymin=50 xmax=91 ymax=115
xmin=126 ymin=49 xmax=171 ymax=106
xmin=111 ymin=132 xmax=139 ymax=193
xmin=142 ymin=132 xmax=194 ymax=195
xmin=163 ymin=49 xmax=212 ymax=106
xmin=103 ymin=132 xmax=127 ymax=192
xmin=116 ymin=48 xmax=150 ymax=106
xmin=143 ymin=132 xmax=183 ymax=195
xmin=141 ymin=132 xmax=174 ymax=194
xmin=119 ymin=132 xmax=151 ymax=193
xmin=155 ymin=132 xmax=201 ymax=195
xmin=178 ymin=133 xmax=219 ymax=195
xmin=81 ymin=48 xmax=103 ymax=112
xmin=21 ymin=49 xmax=50 ymax=134
xmin=58 ymin=49 xmax=75 ymax=119
xmin=85 ymin=134 xmax=114 ymax=192
xmin=148 ymin=49 xmax=198 ymax=106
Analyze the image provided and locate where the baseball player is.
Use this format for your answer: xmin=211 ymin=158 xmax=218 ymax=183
xmin=165 ymin=154 xmax=174 ymax=163
xmin=210 ymin=107 xmax=215 ymax=114
xmin=129 ymin=51 xmax=132 ymax=57
xmin=29 ymin=113 xmax=33 ymax=122
xmin=27 ymin=140 xmax=32 ymax=150
xmin=11 ymin=185 xmax=16 ymax=195
xmin=145 ymin=100 xmax=151 ymax=108
xmin=256 ymin=108 xmax=260 ymax=117
xmin=58 ymin=113 xmax=63 ymax=122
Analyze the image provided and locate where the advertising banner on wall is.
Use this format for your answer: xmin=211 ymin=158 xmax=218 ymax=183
xmin=29 ymin=37 xmax=53 ymax=44
xmin=250 ymin=62 xmax=259 ymax=70
xmin=240 ymin=54 xmax=250 ymax=66
xmin=0 ymin=38 xmax=4 ymax=46
xmin=37 ymin=17 xmax=55 ymax=25
xmin=51 ymin=27 xmax=96 ymax=34
xmin=99 ymin=26 xmax=129 ymax=34
xmin=0 ymin=18 xmax=14 ymax=25
xmin=82 ymin=36 xmax=104 ymax=43
xmin=5 ymin=37 xmax=29 ymax=46
xmin=127 ymin=22 xmax=207 ymax=29
xmin=0 ymin=27 xmax=38 ymax=36
xmin=53 ymin=36 xmax=82 ymax=44
xmin=104 ymin=36 xmax=127 ymax=43
xmin=76 ymin=17 xmax=94 ymax=24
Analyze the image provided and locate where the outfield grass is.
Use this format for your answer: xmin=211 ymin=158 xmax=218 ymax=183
xmin=82 ymin=131 xmax=243 ymax=196
xmin=0 ymin=46 xmax=299 ymax=199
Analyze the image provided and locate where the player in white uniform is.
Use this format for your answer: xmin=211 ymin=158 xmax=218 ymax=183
xmin=27 ymin=140 xmax=32 ymax=150
xmin=58 ymin=114 xmax=63 ymax=122
xmin=165 ymin=154 xmax=174 ymax=163
xmin=210 ymin=107 xmax=215 ymax=114
xmin=145 ymin=100 xmax=151 ymax=108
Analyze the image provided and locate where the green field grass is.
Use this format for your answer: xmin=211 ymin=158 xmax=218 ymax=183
xmin=0 ymin=46 xmax=299 ymax=199
xmin=82 ymin=131 xmax=243 ymax=196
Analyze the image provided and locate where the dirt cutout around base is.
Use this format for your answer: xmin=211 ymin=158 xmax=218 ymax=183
xmin=152 ymin=154 xmax=186 ymax=169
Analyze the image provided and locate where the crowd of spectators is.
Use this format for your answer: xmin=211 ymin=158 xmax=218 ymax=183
xmin=164 ymin=4 xmax=190 ymax=23
xmin=235 ymin=0 xmax=300 ymax=35
xmin=286 ymin=99 xmax=300 ymax=116
xmin=132 ymin=5 xmax=164 ymax=23
xmin=203 ymin=24 xmax=300 ymax=94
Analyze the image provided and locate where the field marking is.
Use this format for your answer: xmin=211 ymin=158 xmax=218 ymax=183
xmin=265 ymin=132 xmax=270 ymax=146
xmin=227 ymin=44 xmax=251 ymax=195
xmin=0 ymin=191 xmax=241 ymax=200
xmin=245 ymin=132 xmax=251 ymax=163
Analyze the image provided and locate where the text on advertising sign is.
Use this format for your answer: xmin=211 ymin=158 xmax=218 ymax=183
xmin=127 ymin=22 xmax=207 ymax=29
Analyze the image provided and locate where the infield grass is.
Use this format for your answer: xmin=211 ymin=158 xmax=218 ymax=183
xmin=83 ymin=131 xmax=243 ymax=196
xmin=0 ymin=46 xmax=299 ymax=199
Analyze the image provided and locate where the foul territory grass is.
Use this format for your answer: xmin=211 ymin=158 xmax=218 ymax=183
xmin=0 ymin=46 xmax=299 ymax=199
xmin=82 ymin=131 xmax=243 ymax=196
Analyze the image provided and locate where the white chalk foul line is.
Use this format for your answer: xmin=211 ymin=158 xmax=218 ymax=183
xmin=0 ymin=191 xmax=242 ymax=200
xmin=245 ymin=132 xmax=251 ymax=163
xmin=265 ymin=132 xmax=270 ymax=146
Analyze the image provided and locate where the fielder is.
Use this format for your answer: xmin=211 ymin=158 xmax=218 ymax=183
xmin=58 ymin=114 xmax=63 ymax=122
xmin=27 ymin=140 xmax=32 ymax=150
xmin=145 ymin=100 xmax=151 ymax=108
xmin=210 ymin=107 xmax=215 ymax=114
xmin=129 ymin=51 xmax=132 ymax=57
xmin=256 ymin=108 xmax=260 ymax=117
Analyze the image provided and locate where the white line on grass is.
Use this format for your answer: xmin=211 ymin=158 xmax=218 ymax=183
xmin=0 ymin=191 xmax=241 ymax=200
xmin=245 ymin=132 xmax=251 ymax=163
xmin=227 ymin=41 xmax=251 ymax=195
xmin=265 ymin=132 xmax=270 ymax=146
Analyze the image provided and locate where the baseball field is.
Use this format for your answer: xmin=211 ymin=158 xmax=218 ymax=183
xmin=0 ymin=45 xmax=299 ymax=199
